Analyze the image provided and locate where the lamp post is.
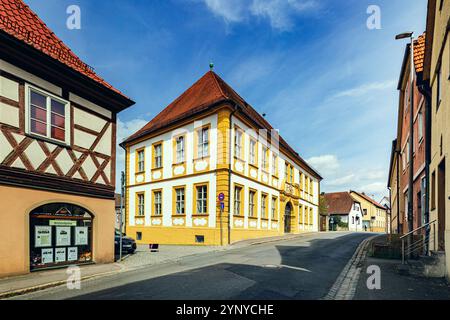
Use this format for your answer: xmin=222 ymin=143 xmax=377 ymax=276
xmin=396 ymin=32 xmax=415 ymax=256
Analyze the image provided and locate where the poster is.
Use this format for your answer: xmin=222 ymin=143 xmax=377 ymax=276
xmin=56 ymin=226 xmax=71 ymax=246
xmin=67 ymin=247 xmax=78 ymax=261
xmin=35 ymin=226 xmax=52 ymax=248
xmin=75 ymin=227 xmax=88 ymax=246
xmin=41 ymin=248 xmax=53 ymax=264
xmin=55 ymin=248 xmax=66 ymax=263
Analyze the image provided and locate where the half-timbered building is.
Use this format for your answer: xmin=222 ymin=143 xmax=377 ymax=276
xmin=0 ymin=0 xmax=134 ymax=277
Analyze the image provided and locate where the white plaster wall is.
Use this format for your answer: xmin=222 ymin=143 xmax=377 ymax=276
xmin=230 ymin=173 xmax=281 ymax=231
xmin=128 ymin=172 xmax=217 ymax=228
xmin=129 ymin=114 xmax=218 ymax=184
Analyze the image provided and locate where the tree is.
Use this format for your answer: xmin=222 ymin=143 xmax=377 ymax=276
xmin=319 ymin=194 xmax=329 ymax=216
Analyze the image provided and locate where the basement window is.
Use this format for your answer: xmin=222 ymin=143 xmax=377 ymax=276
xmin=25 ymin=84 xmax=70 ymax=145
xmin=195 ymin=235 xmax=205 ymax=243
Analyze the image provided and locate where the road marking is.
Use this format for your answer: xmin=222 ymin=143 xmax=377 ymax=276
xmin=322 ymin=235 xmax=377 ymax=300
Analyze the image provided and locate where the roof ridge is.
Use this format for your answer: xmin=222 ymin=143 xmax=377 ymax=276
xmin=210 ymin=71 xmax=228 ymax=100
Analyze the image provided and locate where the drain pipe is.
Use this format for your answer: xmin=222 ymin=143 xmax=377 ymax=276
xmin=227 ymin=104 xmax=239 ymax=245
xmin=418 ymin=81 xmax=432 ymax=251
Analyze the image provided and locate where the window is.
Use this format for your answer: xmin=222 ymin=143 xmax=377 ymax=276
xmin=404 ymin=81 xmax=410 ymax=114
xmin=310 ymin=178 xmax=314 ymax=195
xmin=262 ymin=147 xmax=269 ymax=170
xmin=196 ymin=185 xmax=208 ymax=214
xmin=234 ymin=186 xmax=242 ymax=216
xmin=309 ymin=207 xmax=314 ymax=225
xmin=285 ymin=163 xmax=289 ymax=181
xmin=26 ymin=85 xmax=69 ymax=144
xmin=175 ymin=188 xmax=185 ymax=215
xmin=299 ymin=173 xmax=304 ymax=191
xmin=299 ymin=205 xmax=303 ymax=224
xmin=175 ymin=136 xmax=185 ymax=163
xmin=136 ymin=193 xmax=145 ymax=216
xmin=249 ymin=191 xmax=256 ymax=217
xmin=363 ymin=209 xmax=367 ymax=216
xmin=437 ymin=64 xmax=442 ymax=109
xmin=234 ymin=128 xmax=243 ymax=159
xmin=354 ymin=204 xmax=359 ymax=211
xmin=137 ymin=149 xmax=145 ymax=173
xmin=154 ymin=191 xmax=162 ymax=215
xmin=290 ymin=166 xmax=294 ymax=183
xmin=305 ymin=177 xmax=310 ymax=193
xmin=272 ymin=154 xmax=278 ymax=175
xmin=352 ymin=216 xmax=355 ymax=224
xmin=249 ymin=139 xmax=257 ymax=165
xmin=261 ymin=194 xmax=267 ymax=219
xmin=197 ymin=127 xmax=209 ymax=158
xmin=271 ymin=197 xmax=277 ymax=219
xmin=418 ymin=110 xmax=424 ymax=141
xmin=136 ymin=232 xmax=142 ymax=241
xmin=154 ymin=143 xmax=162 ymax=168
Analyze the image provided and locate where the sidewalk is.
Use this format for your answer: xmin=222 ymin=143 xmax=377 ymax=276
xmin=0 ymin=263 xmax=123 ymax=299
xmin=0 ymin=232 xmax=319 ymax=299
xmin=354 ymin=237 xmax=450 ymax=300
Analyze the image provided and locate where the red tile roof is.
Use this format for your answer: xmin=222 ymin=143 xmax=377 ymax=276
xmin=124 ymin=71 xmax=322 ymax=179
xmin=0 ymin=0 xmax=127 ymax=98
xmin=414 ymin=33 xmax=426 ymax=73
xmin=323 ymin=192 xmax=356 ymax=215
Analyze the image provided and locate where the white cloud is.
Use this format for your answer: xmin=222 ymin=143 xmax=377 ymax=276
xmin=201 ymin=0 xmax=318 ymax=31
xmin=359 ymin=182 xmax=387 ymax=197
xmin=327 ymin=174 xmax=356 ymax=187
xmin=307 ymin=154 xmax=340 ymax=177
xmin=202 ymin=0 xmax=246 ymax=24
xmin=332 ymin=80 xmax=396 ymax=99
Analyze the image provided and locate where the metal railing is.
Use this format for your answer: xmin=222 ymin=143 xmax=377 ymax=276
xmin=400 ymin=220 xmax=437 ymax=264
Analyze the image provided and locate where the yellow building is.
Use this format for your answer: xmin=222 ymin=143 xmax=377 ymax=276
xmin=350 ymin=191 xmax=387 ymax=233
xmin=423 ymin=0 xmax=450 ymax=277
xmin=121 ymin=71 xmax=322 ymax=246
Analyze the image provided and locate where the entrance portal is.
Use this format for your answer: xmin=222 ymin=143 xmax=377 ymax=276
xmin=284 ymin=202 xmax=293 ymax=234
xmin=29 ymin=203 xmax=93 ymax=271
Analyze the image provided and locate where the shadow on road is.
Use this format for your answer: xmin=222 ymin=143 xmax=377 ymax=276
xmin=70 ymin=233 xmax=371 ymax=300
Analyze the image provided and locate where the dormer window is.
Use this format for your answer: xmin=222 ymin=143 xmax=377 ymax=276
xmin=25 ymin=84 xmax=70 ymax=145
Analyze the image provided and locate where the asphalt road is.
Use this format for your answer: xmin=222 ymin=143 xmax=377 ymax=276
xmin=16 ymin=232 xmax=373 ymax=300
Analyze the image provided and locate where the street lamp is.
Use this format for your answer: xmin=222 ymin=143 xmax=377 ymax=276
xmin=395 ymin=31 xmax=415 ymax=253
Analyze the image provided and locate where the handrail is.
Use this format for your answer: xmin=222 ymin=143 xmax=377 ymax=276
xmin=399 ymin=220 xmax=437 ymax=240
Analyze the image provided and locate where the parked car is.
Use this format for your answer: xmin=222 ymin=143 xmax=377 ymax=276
xmin=115 ymin=230 xmax=137 ymax=255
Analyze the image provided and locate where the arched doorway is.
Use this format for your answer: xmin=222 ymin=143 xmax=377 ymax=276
xmin=284 ymin=202 xmax=293 ymax=234
xmin=29 ymin=203 xmax=94 ymax=271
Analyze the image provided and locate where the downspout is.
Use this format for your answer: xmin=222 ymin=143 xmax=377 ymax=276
xmin=227 ymin=104 xmax=239 ymax=245
xmin=396 ymin=149 xmax=401 ymax=234
xmin=119 ymin=143 xmax=128 ymax=235
xmin=418 ymin=81 xmax=432 ymax=249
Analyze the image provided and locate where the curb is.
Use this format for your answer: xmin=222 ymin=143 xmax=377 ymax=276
xmin=323 ymin=235 xmax=377 ymax=300
xmin=0 ymin=264 xmax=125 ymax=300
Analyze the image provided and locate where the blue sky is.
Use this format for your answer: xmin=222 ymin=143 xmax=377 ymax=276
xmin=27 ymin=0 xmax=427 ymax=201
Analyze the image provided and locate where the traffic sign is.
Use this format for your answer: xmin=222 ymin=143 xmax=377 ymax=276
xmin=218 ymin=193 xmax=225 ymax=201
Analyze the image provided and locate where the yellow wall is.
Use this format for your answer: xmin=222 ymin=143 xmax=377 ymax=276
xmin=0 ymin=185 xmax=115 ymax=278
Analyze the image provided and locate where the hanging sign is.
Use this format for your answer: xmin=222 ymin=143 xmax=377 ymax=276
xmin=50 ymin=220 xmax=77 ymax=227
xmin=56 ymin=227 xmax=71 ymax=246
xmin=41 ymin=248 xmax=53 ymax=264
xmin=35 ymin=226 xmax=52 ymax=248
xmin=55 ymin=248 xmax=66 ymax=263
xmin=68 ymin=247 xmax=78 ymax=261
xmin=75 ymin=227 xmax=88 ymax=246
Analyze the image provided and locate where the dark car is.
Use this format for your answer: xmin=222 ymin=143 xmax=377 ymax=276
xmin=115 ymin=230 xmax=137 ymax=255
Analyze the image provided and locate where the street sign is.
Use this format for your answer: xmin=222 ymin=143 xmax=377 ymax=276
xmin=218 ymin=193 xmax=225 ymax=201
xmin=220 ymin=202 xmax=225 ymax=210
